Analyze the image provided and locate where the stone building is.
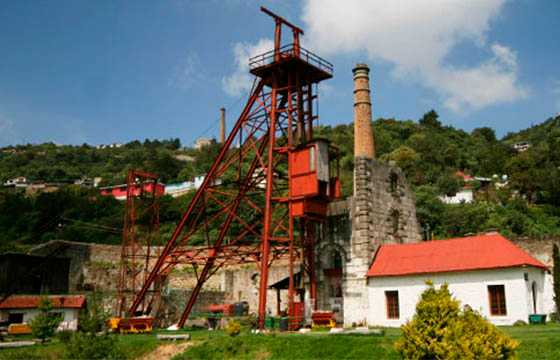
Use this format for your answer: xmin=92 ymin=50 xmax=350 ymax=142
xmin=316 ymin=63 xmax=422 ymax=326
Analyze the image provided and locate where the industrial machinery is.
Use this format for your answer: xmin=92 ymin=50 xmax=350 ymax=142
xmin=128 ymin=7 xmax=339 ymax=329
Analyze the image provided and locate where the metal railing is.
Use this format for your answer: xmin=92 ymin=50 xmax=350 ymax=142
xmin=249 ymin=43 xmax=333 ymax=75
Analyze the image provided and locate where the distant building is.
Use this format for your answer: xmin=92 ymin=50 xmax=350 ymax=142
xmin=513 ymin=141 xmax=530 ymax=152
xmin=73 ymin=177 xmax=102 ymax=188
xmin=366 ymin=234 xmax=553 ymax=327
xmin=0 ymin=295 xmax=86 ymax=331
xmin=439 ymin=171 xmax=474 ymax=204
xmin=95 ymin=143 xmax=124 ymax=149
xmin=99 ymin=182 xmax=165 ymax=200
xmin=164 ymin=176 xmax=205 ymax=198
xmin=3 ymin=176 xmax=28 ymax=187
xmin=194 ymin=137 xmax=213 ymax=150
xmin=439 ymin=188 xmax=474 ymax=204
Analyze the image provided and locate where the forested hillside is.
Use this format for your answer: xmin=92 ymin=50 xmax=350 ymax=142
xmin=1 ymin=111 xmax=559 ymax=253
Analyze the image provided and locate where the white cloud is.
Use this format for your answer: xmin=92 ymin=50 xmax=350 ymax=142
xmin=222 ymin=38 xmax=274 ymax=97
xmin=169 ymin=52 xmax=203 ymax=90
xmin=302 ymin=0 xmax=528 ymax=113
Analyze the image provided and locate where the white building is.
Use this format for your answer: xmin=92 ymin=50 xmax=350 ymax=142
xmin=3 ymin=176 xmax=28 ymax=187
xmin=366 ymin=234 xmax=553 ymax=327
xmin=439 ymin=188 xmax=474 ymax=204
xmin=164 ymin=176 xmax=205 ymax=198
xmin=0 ymin=295 xmax=86 ymax=331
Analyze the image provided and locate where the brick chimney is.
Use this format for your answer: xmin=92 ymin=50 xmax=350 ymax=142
xmin=344 ymin=63 xmax=376 ymax=326
xmin=220 ymin=107 xmax=226 ymax=144
xmin=353 ymin=64 xmax=375 ymax=158
xmin=352 ymin=63 xmax=375 ymax=231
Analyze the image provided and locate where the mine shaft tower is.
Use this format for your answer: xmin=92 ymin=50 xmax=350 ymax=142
xmin=128 ymin=7 xmax=338 ymax=329
xmin=117 ymin=169 xmax=163 ymax=318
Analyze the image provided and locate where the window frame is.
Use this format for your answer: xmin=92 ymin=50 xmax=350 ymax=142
xmin=488 ymin=284 xmax=507 ymax=316
xmin=385 ymin=290 xmax=400 ymax=319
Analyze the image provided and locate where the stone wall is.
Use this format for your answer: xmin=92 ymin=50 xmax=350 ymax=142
xmin=318 ymin=160 xmax=422 ymax=326
xmin=28 ymin=240 xmax=294 ymax=320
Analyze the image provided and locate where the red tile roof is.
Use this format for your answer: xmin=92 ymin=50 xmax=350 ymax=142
xmin=0 ymin=295 xmax=86 ymax=309
xmin=367 ymin=233 xmax=547 ymax=277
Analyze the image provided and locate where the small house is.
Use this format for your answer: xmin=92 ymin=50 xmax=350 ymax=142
xmin=0 ymin=295 xmax=86 ymax=331
xmin=366 ymin=234 xmax=553 ymax=326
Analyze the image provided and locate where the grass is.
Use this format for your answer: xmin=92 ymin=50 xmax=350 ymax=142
xmin=502 ymin=324 xmax=560 ymax=360
xmin=174 ymin=330 xmax=401 ymax=360
xmin=0 ymin=333 xmax=158 ymax=360
xmin=1 ymin=324 xmax=557 ymax=359
xmin=175 ymin=324 xmax=560 ymax=360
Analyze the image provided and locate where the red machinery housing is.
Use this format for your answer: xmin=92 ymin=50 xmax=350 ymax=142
xmin=127 ymin=7 xmax=339 ymax=329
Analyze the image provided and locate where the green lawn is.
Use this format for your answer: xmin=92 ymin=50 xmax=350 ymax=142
xmin=1 ymin=324 xmax=558 ymax=359
xmin=0 ymin=333 xmax=158 ymax=360
xmin=502 ymin=324 xmax=560 ymax=360
xmin=175 ymin=324 xmax=560 ymax=360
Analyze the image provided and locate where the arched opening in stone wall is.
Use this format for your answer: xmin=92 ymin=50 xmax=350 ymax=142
xmin=325 ymin=250 xmax=343 ymax=298
xmin=389 ymin=171 xmax=399 ymax=194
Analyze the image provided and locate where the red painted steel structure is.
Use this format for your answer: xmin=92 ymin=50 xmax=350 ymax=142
xmin=117 ymin=169 xmax=162 ymax=317
xmin=127 ymin=7 xmax=338 ymax=329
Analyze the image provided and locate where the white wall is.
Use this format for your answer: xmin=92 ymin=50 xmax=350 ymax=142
xmin=367 ymin=267 xmax=549 ymax=327
xmin=2 ymin=308 xmax=80 ymax=331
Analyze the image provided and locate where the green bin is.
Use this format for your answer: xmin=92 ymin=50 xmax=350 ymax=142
xmin=528 ymin=314 xmax=547 ymax=324
xmin=265 ymin=317 xmax=275 ymax=329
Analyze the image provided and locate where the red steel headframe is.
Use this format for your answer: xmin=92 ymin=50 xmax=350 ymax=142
xmin=127 ymin=7 xmax=334 ymax=329
xmin=117 ymin=169 xmax=162 ymax=317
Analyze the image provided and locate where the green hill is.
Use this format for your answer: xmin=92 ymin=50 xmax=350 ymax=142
xmin=1 ymin=111 xmax=559 ymax=252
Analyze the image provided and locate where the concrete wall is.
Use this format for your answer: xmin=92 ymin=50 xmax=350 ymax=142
xmin=367 ymin=267 xmax=548 ymax=327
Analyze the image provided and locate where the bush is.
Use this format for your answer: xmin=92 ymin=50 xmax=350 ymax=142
xmin=225 ymin=319 xmax=241 ymax=337
xmin=29 ymin=297 xmax=63 ymax=343
xmin=65 ymin=332 xmax=124 ymax=360
xmin=79 ymin=292 xmax=110 ymax=334
xmin=57 ymin=330 xmax=73 ymax=343
xmin=395 ymin=282 xmax=518 ymax=359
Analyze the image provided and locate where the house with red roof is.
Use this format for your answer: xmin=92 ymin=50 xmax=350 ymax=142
xmin=0 ymin=295 xmax=86 ymax=332
xmin=366 ymin=233 xmax=554 ymax=326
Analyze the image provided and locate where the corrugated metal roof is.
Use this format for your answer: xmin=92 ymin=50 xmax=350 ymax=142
xmin=367 ymin=233 xmax=547 ymax=277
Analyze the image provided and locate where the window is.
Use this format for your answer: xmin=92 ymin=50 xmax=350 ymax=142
xmin=385 ymin=291 xmax=400 ymax=319
xmin=8 ymin=313 xmax=24 ymax=324
xmin=488 ymin=285 xmax=507 ymax=316
xmin=531 ymin=281 xmax=537 ymax=314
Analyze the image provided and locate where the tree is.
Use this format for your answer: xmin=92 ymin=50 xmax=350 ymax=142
xmin=30 ymin=297 xmax=63 ymax=343
xmin=472 ymin=127 xmax=497 ymax=143
xmin=554 ymin=243 xmax=560 ymax=320
xmin=395 ymin=282 xmax=518 ymax=359
xmin=419 ymin=110 xmax=442 ymax=129
xmin=436 ymin=172 xmax=464 ymax=197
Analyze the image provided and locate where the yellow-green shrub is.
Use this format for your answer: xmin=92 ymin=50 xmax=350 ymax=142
xmin=395 ymin=282 xmax=518 ymax=359
xmin=225 ymin=319 xmax=241 ymax=337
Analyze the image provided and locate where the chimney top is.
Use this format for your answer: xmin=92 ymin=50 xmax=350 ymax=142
xmin=353 ymin=63 xmax=370 ymax=72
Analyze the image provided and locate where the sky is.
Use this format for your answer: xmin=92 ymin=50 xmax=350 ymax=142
xmin=0 ymin=0 xmax=559 ymax=147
